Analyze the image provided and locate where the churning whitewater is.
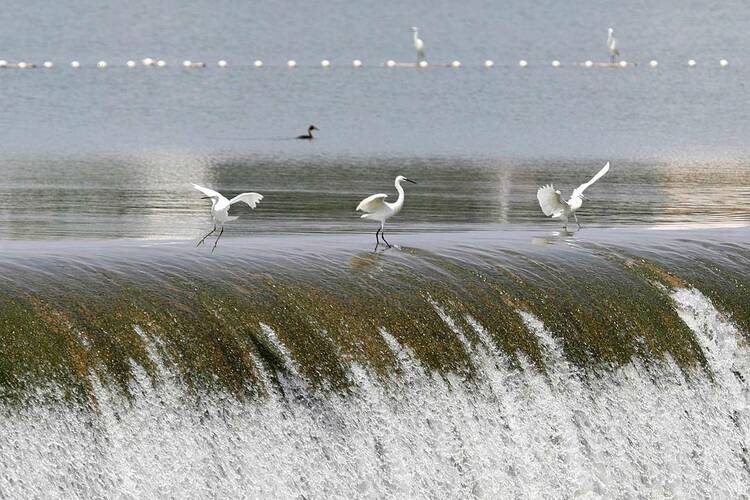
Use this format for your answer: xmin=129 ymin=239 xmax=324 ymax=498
xmin=1 ymin=285 xmax=749 ymax=495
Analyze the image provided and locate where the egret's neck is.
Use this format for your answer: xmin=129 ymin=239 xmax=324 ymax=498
xmin=394 ymin=179 xmax=406 ymax=208
xmin=413 ymin=31 xmax=419 ymax=43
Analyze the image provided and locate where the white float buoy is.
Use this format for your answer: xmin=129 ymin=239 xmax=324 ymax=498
xmin=619 ymin=60 xmax=628 ymax=68
xmin=584 ymin=60 xmax=593 ymax=68
xmin=18 ymin=62 xmax=28 ymax=69
xmin=156 ymin=60 xmax=166 ymax=67
xmin=551 ymin=60 xmax=561 ymax=67
xmin=418 ymin=60 xmax=428 ymax=68
xmin=183 ymin=60 xmax=192 ymax=68
xmin=0 ymin=60 xmax=7 ymax=68
xmin=688 ymin=59 xmax=697 ymax=67
xmin=352 ymin=59 xmax=363 ymax=68
xmin=97 ymin=61 xmax=107 ymax=69
xmin=126 ymin=60 xmax=136 ymax=68
xmin=484 ymin=60 xmax=494 ymax=68
xmin=287 ymin=60 xmax=297 ymax=68
xmin=70 ymin=61 xmax=80 ymax=68
xmin=320 ymin=59 xmax=331 ymax=68
xmin=217 ymin=60 xmax=227 ymax=68
xmin=451 ymin=60 xmax=461 ymax=68
xmin=518 ymin=59 xmax=528 ymax=68
xmin=43 ymin=61 xmax=53 ymax=68
xmin=386 ymin=60 xmax=396 ymax=68
xmin=254 ymin=60 xmax=264 ymax=68
xmin=719 ymin=59 xmax=728 ymax=67
xmin=649 ymin=60 xmax=659 ymax=68
xmin=142 ymin=57 xmax=154 ymax=66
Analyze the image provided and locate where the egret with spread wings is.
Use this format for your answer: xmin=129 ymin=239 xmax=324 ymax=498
xmin=536 ymin=162 xmax=610 ymax=230
xmin=193 ymin=184 xmax=263 ymax=253
xmin=356 ymin=175 xmax=416 ymax=249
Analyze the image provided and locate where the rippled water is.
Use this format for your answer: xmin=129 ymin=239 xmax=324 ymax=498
xmin=0 ymin=155 xmax=748 ymax=239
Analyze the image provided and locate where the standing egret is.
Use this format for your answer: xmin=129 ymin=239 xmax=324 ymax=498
xmin=296 ymin=125 xmax=319 ymax=140
xmin=536 ymin=162 xmax=610 ymax=229
xmin=607 ymin=28 xmax=620 ymax=63
xmin=193 ymin=184 xmax=263 ymax=253
xmin=356 ymin=175 xmax=417 ymax=249
xmin=411 ymin=27 xmax=426 ymax=63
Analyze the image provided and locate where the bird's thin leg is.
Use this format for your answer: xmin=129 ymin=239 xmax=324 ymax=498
xmin=574 ymin=213 xmax=582 ymax=229
xmin=374 ymin=226 xmax=381 ymax=250
xmin=197 ymin=226 xmax=216 ymax=246
xmin=380 ymin=224 xmax=392 ymax=248
xmin=211 ymin=227 xmax=224 ymax=254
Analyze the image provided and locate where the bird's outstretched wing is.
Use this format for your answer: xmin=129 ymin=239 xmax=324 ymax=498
xmin=572 ymin=162 xmax=610 ymax=199
xmin=356 ymin=193 xmax=388 ymax=213
xmin=229 ymin=192 xmax=263 ymax=209
xmin=537 ymin=185 xmax=567 ymax=217
xmin=193 ymin=183 xmax=222 ymax=200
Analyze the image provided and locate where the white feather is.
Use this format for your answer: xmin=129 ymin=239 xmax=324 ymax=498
xmin=537 ymin=185 xmax=567 ymax=218
xmin=356 ymin=193 xmax=389 ymax=213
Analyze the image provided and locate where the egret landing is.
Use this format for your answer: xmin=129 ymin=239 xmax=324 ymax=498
xmin=193 ymin=184 xmax=263 ymax=253
xmin=356 ymin=175 xmax=416 ymax=250
xmin=536 ymin=162 xmax=610 ymax=230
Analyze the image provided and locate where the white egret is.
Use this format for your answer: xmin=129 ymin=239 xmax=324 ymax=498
xmin=411 ymin=26 xmax=426 ymax=63
xmin=607 ymin=28 xmax=620 ymax=63
xmin=536 ymin=162 xmax=610 ymax=229
xmin=296 ymin=125 xmax=319 ymax=140
xmin=193 ymin=184 xmax=263 ymax=253
xmin=356 ymin=175 xmax=417 ymax=248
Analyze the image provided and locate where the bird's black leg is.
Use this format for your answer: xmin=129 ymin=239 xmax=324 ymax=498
xmin=211 ymin=227 xmax=224 ymax=254
xmin=381 ymin=226 xmax=392 ymax=248
xmin=374 ymin=226 xmax=381 ymax=250
xmin=574 ymin=213 xmax=582 ymax=229
xmin=197 ymin=226 xmax=216 ymax=246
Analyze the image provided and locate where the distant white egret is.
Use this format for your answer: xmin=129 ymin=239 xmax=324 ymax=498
xmin=607 ymin=28 xmax=620 ymax=63
xmin=411 ymin=26 xmax=426 ymax=63
xmin=356 ymin=175 xmax=417 ymax=248
xmin=296 ymin=125 xmax=319 ymax=140
xmin=193 ymin=184 xmax=263 ymax=253
xmin=537 ymin=162 xmax=610 ymax=229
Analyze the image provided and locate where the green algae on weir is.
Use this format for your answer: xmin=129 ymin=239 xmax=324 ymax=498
xmin=0 ymin=230 xmax=748 ymax=406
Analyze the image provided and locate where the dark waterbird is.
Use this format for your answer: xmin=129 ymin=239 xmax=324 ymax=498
xmin=296 ymin=125 xmax=319 ymax=140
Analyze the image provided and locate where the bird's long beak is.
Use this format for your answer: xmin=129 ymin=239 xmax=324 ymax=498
xmin=201 ymin=196 xmax=210 ymax=199
xmin=405 ymin=178 xmax=417 ymax=184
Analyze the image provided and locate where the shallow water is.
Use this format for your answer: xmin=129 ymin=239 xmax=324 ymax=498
xmin=1 ymin=155 xmax=748 ymax=240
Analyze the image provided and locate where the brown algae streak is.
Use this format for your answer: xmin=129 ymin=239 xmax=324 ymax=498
xmin=0 ymin=231 xmax=748 ymax=406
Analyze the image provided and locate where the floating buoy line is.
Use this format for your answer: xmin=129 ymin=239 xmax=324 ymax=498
xmin=0 ymin=58 xmax=736 ymax=70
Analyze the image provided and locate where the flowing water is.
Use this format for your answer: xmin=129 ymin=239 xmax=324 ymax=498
xmin=2 ymin=0 xmax=750 ymax=497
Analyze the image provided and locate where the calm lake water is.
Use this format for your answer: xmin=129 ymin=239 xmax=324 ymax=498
xmin=1 ymin=0 xmax=749 ymax=240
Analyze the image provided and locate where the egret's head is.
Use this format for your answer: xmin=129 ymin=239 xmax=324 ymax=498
xmin=608 ymin=28 xmax=614 ymax=35
xmin=411 ymin=26 xmax=418 ymax=32
xmin=396 ymin=175 xmax=417 ymax=184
